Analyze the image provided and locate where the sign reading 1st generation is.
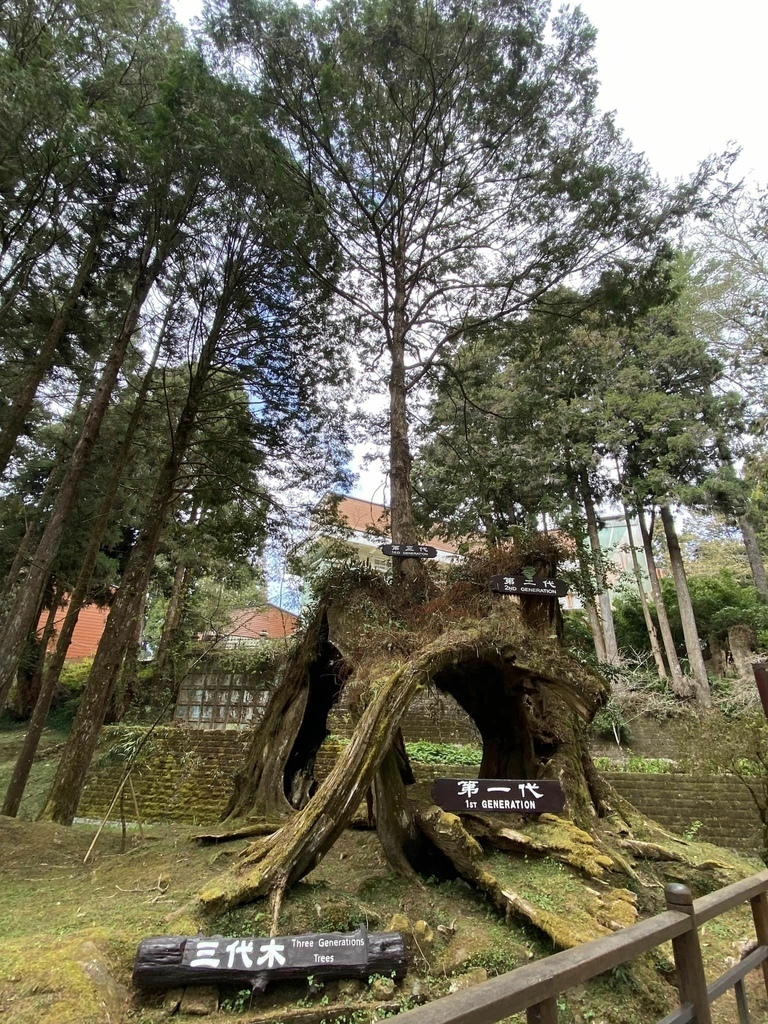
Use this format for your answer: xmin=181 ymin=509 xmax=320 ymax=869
xmin=432 ymin=778 xmax=565 ymax=814
xmin=181 ymin=928 xmax=368 ymax=973
xmin=380 ymin=543 xmax=437 ymax=559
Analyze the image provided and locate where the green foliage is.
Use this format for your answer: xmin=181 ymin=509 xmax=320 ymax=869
xmin=404 ymin=741 xmax=482 ymax=766
xmin=219 ymin=988 xmax=252 ymax=1012
xmin=592 ymin=755 xmax=676 ymax=774
xmin=57 ymin=659 xmax=95 ymax=695
xmin=614 ymin=569 xmax=768 ymax=659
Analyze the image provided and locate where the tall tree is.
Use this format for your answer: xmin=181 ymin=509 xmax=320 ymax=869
xmin=42 ymin=108 xmax=346 ymax=823
xmin=0 ymin=0 xmax=185 ymax=475
xmin=207 ymin=0 xmax=714 ymax=587
xmin=0 ymin=44 xmax=219 ymax=707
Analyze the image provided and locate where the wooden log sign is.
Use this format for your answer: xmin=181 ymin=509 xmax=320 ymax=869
xmin=380 ymin=543 xmax=437 ymax=559
xmin=432 ymin=778 xmax=565 ymax=814
xmin=133 ymin=928 xmax=408 ymax=994
xmin=489 ymin=575 xmax=569 ymax=598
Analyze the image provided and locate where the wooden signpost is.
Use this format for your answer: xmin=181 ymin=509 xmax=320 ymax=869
xmin=432 ymin=778 xmax=565 ymax=814
xmin=133 ymin=928 xmax=407 ymax=994
xmin=380 ymin=543 xmax=437 ymax=559
xmin=489 ymin=575 xmax=569 ymax=598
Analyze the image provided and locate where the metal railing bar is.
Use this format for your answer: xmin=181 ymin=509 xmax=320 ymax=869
xmin=656 ymin=1002 xmax=695 ymax=1024
xmin=706 ymin=946 xmax=768 ymax=1004
xmin=694 ymin=870 xmax=768 ymax=925
xmin=394 ymin=911 xmax=691 ymax=1024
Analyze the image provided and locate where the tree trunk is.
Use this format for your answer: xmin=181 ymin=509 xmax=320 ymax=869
xmin=371 ymin=742 xmax=423 ymax=880
xmin=2 ymin=592 xmax=78 ymax=817
xmin=0 ymin=226 xmax=174 ymax=708
xmin=622 ymin=504 xmax=667 ymax=680
xmin=12 ymin=595 xmax=60 ymax=720
xmin=107 ymin=589 xmax=145 ymax=723
xmin=0 ymin=218 xmax=107 ymax=479
xmin=41 ymin=303 xmax=222 ymax=824
xmin=1 ymin=378 xmax=90 ymax=599
xmin=739 ymin=514 xmax=768 ymax=600
xmin=0 ymin=332 xmax=167 ymax=812
xmin=727 ymin=624 xmax=756 ymax=684
xmin=704 ymin=632 xmax=727 ymax=678
xmin=388 ymin=260 xmax=424 ymax=590
xmin=580 ymin=470 xmax=620 ymax=666
xmin=197 ymin=555 xmax=609 ymax=917
xmin=637 ymin=506 xmax=689 ymax=696
xmin=152 ymin=560 xmax=188 ymax=684
xmin=659 ymin=504 xmax=710 ymax=706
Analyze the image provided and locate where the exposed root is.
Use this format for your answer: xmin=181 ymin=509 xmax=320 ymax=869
xmin=192 ymin=822 xmax=284 ymax=844
xmin=619 ymin=838 xmax=686 ymax=862
xmin=460 ymin=811 xmax=614 ymax=879
xmin=269 ymin=872 xmax=289 ymax=937
xmin=416 ymin=806 xmax=638 ymax=949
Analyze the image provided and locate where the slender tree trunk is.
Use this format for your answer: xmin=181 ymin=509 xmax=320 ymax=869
xmin=153 ymin=560 xmax=188 ymax=684
xmin=388 ymin=256 xmax=423 ymax=588
xmin=0 ymin=330 xmax=168 ymax=811
xmin=0 ymin=219 xmax=107 ymax=479
xmin=585 ymin=599 xmax=608 ymax=663
xmin=739 ymin=514 xmax=768 ymax=600
xmin=566 ymin=481 xmax=607 ymax=663
xmin=0 ymin=228 xmax=173 ymax=707
xmin=41 ymin=304 xmax=223 ymax=824
xmin=108 ymin=590 xmax=145 ymax=723
xmin=579 ymin=470 xmax=620 ymax=666
xmin=659 ymin=504 xmax=710 ymax=706
xmin=12 ymin=593 xmax=60 ymax=719
xmin=637 ymin=506 xmax=688 ymax=696
xmin=1 ymin=377 xmax=90 ymax=598
xmin=622 ymin=504 xmax=667 ymax=680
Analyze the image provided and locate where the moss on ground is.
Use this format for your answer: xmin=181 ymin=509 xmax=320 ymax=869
xmin=0 ymin=811 xmax=766 ymax=1024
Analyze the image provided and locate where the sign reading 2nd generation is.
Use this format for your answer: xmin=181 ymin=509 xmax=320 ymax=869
xmin=432 ymin=778 xmax=565 ymax=814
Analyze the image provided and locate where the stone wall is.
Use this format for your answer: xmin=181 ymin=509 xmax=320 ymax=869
xmin=328 ymin=688 xmax=480 ymax=744
xmin=78 ymin=727 xmax=249 ymax=824
xmin=605 ymin=772 xmax=764 ymax=853
xmin=78 ymin=727 xmax=765 ymax=856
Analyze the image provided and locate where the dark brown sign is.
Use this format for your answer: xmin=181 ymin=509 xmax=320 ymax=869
xmin=432 ymin=778 xmax=565 ymax=814
xmin=380 ymin=543 xmax=437 ymax=559
xmin=133 ymin=929 xmax=407 ymax=994
xmin=489 ymin=575 xmax=569 ymax=598
xmin=181 ymin=928 xmax=369 ymax=973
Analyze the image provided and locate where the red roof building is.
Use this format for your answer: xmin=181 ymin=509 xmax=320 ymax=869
xmin=38 ymin=600 xmax=111 ymax=661
xmin=224 ymin=604 xmax=298 ymax=645
xmin=319 ymin=494 xmax=461 ymax=561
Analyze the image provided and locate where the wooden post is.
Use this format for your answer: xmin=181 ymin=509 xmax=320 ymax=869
xmin=665 ymin=883 xmax=712 ymax=1024
xmin=749 ymin=889 xmax=768 ymax=998
xmin=733 ymin=979 xmax=750 ymax=1024
xmin=527 ymin=996 xmax=558 ymax=1023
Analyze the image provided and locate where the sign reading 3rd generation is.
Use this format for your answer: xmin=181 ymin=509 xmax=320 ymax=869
xmin=380 ymin=543 xmax=437 ymax=559
xmin=432 ymin=778 xmax=565 ymax=814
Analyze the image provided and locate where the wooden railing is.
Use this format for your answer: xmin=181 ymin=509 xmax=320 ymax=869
xmin=396 ymin=869 xmax=768 ymax=1024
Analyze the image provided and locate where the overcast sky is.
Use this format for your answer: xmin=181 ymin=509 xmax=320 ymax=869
xmin=576 ymin=0 xmax=767 ymax=186
xmin=173 ymin=0 xmax=768 ymax=186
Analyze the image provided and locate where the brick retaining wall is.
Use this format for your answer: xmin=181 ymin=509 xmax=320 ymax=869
xmin=604 ymin=772 xmax=763 ymax=853
xmin=77 ymin=728 xmax=765 ymax=855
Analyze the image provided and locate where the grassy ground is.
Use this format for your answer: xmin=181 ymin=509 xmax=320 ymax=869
xmin=1 ymin=725 xmax=768 ymax=1024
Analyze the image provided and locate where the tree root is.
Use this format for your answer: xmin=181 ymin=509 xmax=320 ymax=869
xmin=192 ymin=822 xmax=285 ymax=844
xmin=460 ymin=810 xmax=615 ymax=879
xmin=416 ymin=805 xmax=638 ymax=949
